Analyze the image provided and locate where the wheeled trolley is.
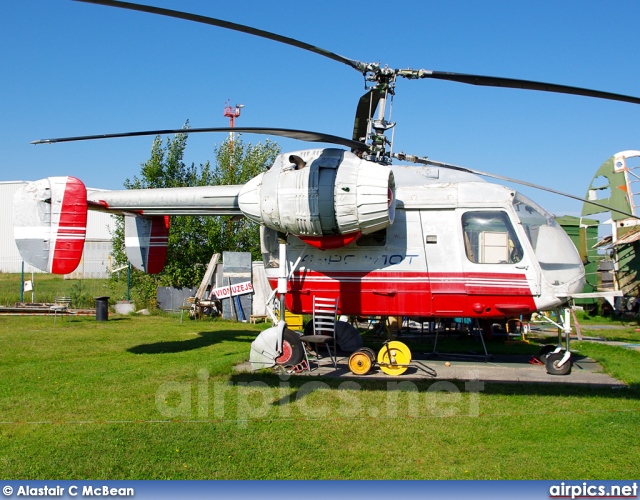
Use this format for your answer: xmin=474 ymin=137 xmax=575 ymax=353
xmin=348 ymin=341 xmax=412 ymax=376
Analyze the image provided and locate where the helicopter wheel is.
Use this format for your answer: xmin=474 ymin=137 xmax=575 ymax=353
xmin=377 ymin=341 xmax=411 ymax=376
xmin=538 ymin=344 xmax=557 ymax=363
xmin=545 ymin=351 xmax=571 ymax=376
xmin=275 ymin=329 xmax=304 ymax=366
xmin=348 ymin=350 xmax=373 ymax=375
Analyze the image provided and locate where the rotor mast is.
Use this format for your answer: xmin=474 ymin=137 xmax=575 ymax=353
xmin=362 ymin=68 xmax=397 ymax=164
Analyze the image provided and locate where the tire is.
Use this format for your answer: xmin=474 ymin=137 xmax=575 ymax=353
xmin=538 ymin=344 xmax=557 ymax=363
xmin=348 ymin=350 xmax=373 ymax=375
xmin=377 ymin=341 xmax=411 ymax=376
xmin=545 ymin=351 xmax=571 ymax=376
xmin=275 ymin=328 xmax=305 ymax=366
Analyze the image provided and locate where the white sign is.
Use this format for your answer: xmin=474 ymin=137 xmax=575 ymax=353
xmin=211 ymin=281 xmax=254 ymax=299
xmin=23 ymin=280 xmax=33 ymax=292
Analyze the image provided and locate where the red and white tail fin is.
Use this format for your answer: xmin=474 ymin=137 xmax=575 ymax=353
xmin=125 ymin=215 xmax=169 ymax=274
xmin=13 ymin=176 xmax=88 ymax=274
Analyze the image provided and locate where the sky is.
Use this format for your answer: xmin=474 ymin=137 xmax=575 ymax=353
xmin=2 ymin=0 xmax=639 ymax=216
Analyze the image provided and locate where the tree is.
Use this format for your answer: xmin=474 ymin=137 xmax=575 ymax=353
xmin=110 ymin=126 xmax=281 ymax=307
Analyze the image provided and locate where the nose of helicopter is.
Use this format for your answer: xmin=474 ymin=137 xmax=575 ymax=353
xmin=512 ymin=192 xmax=586 ymax=301
xmin=534 ymin=222 xmax=585 ymax=293
xmin=562 ymin=268 xmax=587 ymax=296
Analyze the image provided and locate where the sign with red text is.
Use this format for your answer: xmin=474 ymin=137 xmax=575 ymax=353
xmin=211 ymin=281 xmax=254 ymax=299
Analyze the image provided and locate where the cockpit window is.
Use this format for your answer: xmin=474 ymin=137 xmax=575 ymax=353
xmin=462 ymin=211 xmax=523 ymax=264
xmin=512 ymin=193 xmax=555 ymax=252
xmin=512 ymin=192 xmax=584 ymax=287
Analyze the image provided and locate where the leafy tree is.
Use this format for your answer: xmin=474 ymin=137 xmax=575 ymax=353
xmin=110 ymin=126 xmax=281 ymax=307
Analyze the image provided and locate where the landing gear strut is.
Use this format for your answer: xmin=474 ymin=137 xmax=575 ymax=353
xmin=535 ymin=307 xmax=572 ymax=375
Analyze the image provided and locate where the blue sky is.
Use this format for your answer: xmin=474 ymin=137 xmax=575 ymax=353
xmin=2 ymin=0 xmax=639 ymax=216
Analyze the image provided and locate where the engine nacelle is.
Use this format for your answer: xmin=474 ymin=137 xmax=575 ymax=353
xmin=238 ymin=148 xmax=396 ymax=237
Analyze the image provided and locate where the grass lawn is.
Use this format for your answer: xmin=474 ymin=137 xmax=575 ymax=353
xmin=0 ymin=314 xmax=639 ymax=480
xmin=0 ymin=273 xmax=126 ymax=308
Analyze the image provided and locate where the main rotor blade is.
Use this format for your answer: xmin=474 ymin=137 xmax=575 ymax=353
xmin=32 ymin=126 xmax=370 ymax=151
xmin=75 ymin=1 xmax=640 ymax=106
xmin=395 ymin=153 xmax=640 ymax=219
xmin=418 ymin=71 xmax=640 ymax=105
xmin=73 ymin=0 xmax=365 ymax=72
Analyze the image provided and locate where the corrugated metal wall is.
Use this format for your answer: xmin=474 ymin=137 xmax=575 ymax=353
xmin=64 ymin=241 xmax=115 ymax=279
xmin=0 ymin=181 xmax=117 ymax=277
xmin=0 ymin=182 xmax=27 ymax=272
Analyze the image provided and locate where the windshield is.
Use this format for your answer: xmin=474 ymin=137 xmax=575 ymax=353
xmin=513 ymin=193 xmax=583 ymax=287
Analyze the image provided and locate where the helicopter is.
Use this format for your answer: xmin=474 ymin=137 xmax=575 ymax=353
xmin=12 ymin=0 xmax=640 ymax=376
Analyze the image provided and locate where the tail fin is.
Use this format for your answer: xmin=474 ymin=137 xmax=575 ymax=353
xmin=13 ymin=177 xmax=87 ymax=274
xmin=125 ymin=215 xmax=169 ymax=274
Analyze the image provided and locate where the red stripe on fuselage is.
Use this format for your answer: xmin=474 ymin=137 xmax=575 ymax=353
xmin=269 ymin=270 xmax=536 ymax=318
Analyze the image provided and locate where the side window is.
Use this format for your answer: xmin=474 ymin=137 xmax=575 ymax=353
xmin=462 ymin=211 xmax=523 ymax=264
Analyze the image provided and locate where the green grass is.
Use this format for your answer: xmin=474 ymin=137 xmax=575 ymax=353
xmin=0 ymin=315 xmax=639 ymax=480
xmin=529 ymin=310 xmax=640 ymax=343
xmin=0 ymin=273 xmax=126 ymax=308
xmin=572 ymin=342 xmax=640 ymax=387
xmin=579 ymin=327 xmax=640 ymax=343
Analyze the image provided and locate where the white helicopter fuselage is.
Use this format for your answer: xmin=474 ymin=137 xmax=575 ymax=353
xmin=13 ymin=147 xmax=584 ymax=322
xmin=262 ymin=162 xmax=585 ymax=319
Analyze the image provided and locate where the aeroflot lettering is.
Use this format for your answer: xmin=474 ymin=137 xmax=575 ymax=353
xmin=301 ymin=254 xmax=418 ymax=265
xmin=374 ymin=254 xmax=418 ymax=265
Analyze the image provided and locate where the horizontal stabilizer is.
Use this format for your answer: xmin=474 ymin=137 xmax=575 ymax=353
xmin=125 ymin=215 xmax=169 ymax=274
xmin=13 ymin=177 xmax=88 ymax=274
